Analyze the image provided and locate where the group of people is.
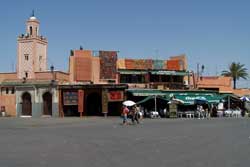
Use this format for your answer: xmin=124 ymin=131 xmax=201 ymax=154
xmin=196 ymin=105 xmax=209 ymax=119
xmin=121 ymin=105 xmax=141 ymax=125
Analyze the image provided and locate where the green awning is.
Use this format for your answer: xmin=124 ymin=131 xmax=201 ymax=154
xmin=220 ymin=94 xmax=240 ymax=102
xmin=128 ymin=89 xmax=222 ymax=105
xmin=150 ymin=70 xmax=189 ymax=76
xmin=136 ymin=95 xmax=169 ymax=105
xmin=173 ymin=94 xmax=222 ymax=105
xmin=118 ymin=70 xmax=148 ymax=75
xmin=126 ymin=89 xmax=166 ymax=96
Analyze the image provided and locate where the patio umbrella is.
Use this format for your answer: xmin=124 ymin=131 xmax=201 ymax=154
xmin=194 ymin=97 xmax=208 ymax=104
xmin=123 ymin=100 xmax=136 ymax=106
xmin=240 ymin=96 xmax=250 ymax=102
xmin=168 ymin=98 xmax=184 ymax=104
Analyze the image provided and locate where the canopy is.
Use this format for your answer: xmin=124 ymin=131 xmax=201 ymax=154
xmin=168 ymin=98 xmax=184 ymax=104
xmin=149 ymin=70 xmax=189 ymax=76
xmin=136 ymin=95 xmax=169 ymax=105
xmin=220 ymin=94 xmax=241 ymax=102
xmin=240 ymin=96 xmax=250 ymax=102
xmin=171 ymin=94 xmax=222 ymax=105
xmin=123 ymin=100 xmax=136 ymax=106
xmin=118 ymin=70 xmax=148 ymax=75
xmin=127 ymin=89 xmax=166 ymax=96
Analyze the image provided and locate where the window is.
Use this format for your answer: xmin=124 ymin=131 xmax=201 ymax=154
xmin=6 ymin=88 xmax=9 ymax=94
xmin=11 ymin=87 xmax=15 ymax=94
xmin=25 ymin=72 xmax=28 ymax=78
xmin=120 ymin=74 xmax=145 ymax=83
xmin=30 ymin=26 xmax=33 ymax=36
xmin=24 ymin=54 xmax=29 ymax=61
xmin=39 ymin=55 xmax=42 ymax=61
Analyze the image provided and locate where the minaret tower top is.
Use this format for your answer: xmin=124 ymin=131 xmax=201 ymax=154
xmin=26 ymin=10 xmax=40 ymax=37
xmin=17 ymin=12 xmax=48 ymax=79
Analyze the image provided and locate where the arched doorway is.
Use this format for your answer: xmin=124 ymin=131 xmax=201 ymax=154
xmin=86 ymin=93 xmax=102 ymax=116
xmin=43 ymin=92 xmax=52 ymax=116
xmin=22 ymin=92 xmax=32 ymax=116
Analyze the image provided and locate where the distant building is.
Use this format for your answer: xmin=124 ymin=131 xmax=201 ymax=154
xmin=69 ymin=49 xmax=190 ymax=90
xmin=117 ymin=54 xmax=189 ymax=90
xmin=197 ymin=76 xmax=233 ymax=93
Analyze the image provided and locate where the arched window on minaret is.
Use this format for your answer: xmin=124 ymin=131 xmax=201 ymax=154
xmin=30 ymin=26 xmax=33 ymax=36
xmin=25 ymin=72 xmax=28 ymax=78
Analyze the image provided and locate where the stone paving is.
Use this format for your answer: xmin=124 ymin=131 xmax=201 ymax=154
xmin=0 ymin=117 xmax=249 ymax=167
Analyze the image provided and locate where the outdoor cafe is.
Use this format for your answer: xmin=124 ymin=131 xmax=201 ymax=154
xmin=126 ymin=89 xmax=244 ymax=118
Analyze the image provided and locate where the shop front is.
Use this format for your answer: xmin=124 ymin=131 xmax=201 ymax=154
xmin=58 ymin=84 xmax=127 ymax=117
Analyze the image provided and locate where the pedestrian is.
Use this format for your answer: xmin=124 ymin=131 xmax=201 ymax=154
xmin=212 ymin=104 xmax=217 ymax=117
xmin=131 ymin=105 xmax=140 ymax=124
xmin=121 ymin=105 xmax=129 ymax=125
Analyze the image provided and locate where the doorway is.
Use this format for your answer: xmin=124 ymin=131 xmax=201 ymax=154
xmin=22 ymin=92 xmax=32 ymax=116
xmin=86 ymin=93 xmax=102 ymax=116
xmin=43 ymin=92 xmax=52 ymax=116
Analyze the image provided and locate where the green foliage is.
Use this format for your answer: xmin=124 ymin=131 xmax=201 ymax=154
xmin=221 ymin=62 xmax=248 ymax=89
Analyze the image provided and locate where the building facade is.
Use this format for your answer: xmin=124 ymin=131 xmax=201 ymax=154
xmin=17 ymin=14 xmax=48 ymax=79
xmin=0 ymin=14 xmax=68 ymax=117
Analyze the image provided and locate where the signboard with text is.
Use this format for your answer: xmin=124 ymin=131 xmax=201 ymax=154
xmin=78 ymin=90 xmax=84 ymax=113
xmin=63 ymin=91 xmax=78 ymax=105
xmin=102 ymin=90 xmax=108 ymax=113
xmin=108 ymin=91 xmax=124 ymax=102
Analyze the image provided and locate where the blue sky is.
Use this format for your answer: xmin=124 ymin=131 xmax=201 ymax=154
xmin=1 ymin=0 xmax=250 ymax=87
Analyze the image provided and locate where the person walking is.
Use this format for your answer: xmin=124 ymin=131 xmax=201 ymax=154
xmin=121 ymin=105 xmax=129 ymax=125
xmin=131 ymin=105 xmax=140 ymax=124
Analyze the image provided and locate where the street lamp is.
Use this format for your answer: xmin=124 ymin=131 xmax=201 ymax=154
xmin=50 ymin=65 xmax=55 ymax=83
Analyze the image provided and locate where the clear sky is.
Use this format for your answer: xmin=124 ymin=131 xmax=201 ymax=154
xmin=1 ymin=0 xmax=250 ymax=87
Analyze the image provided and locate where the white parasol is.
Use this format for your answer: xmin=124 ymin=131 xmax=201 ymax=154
xmin=168 ymin=98 xmax=184 ymax=104
xmin=122 ymin=100 xmax=136 ymax=106
xmin=240 ymin=96 xmax=250 ymax=102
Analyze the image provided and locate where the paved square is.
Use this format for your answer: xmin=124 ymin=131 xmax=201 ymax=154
xmin=0 ymin=117 xmax=249 ymax=167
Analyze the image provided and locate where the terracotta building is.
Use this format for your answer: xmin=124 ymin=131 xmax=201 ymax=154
xmin=0 ymin=14 xmax=69 ymax=117
xmin=197 ymin=76 xmax=233 ymax=93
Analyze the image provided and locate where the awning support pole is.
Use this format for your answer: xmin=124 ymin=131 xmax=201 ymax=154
xmin=155 ymin=95 xmax=157 ymax=111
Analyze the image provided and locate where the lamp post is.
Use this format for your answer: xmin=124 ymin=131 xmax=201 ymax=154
xmin=50 ymin=65 xmax=54 ymax=82
xmin=196 ymin=63 xmax=205 ymax=89
xmin=154 ymin=95 xmax=157 ymax=112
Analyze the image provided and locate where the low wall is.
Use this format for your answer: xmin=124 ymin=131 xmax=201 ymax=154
xmin=0 ymin=95 xmax=16 ymax=116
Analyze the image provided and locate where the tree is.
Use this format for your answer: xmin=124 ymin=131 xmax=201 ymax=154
xmin=221 ymin=62 xmax=248 ymax=89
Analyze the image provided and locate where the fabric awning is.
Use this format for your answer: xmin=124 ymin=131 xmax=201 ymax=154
xmin=126 ymin=89 xmax=166 ymax=96
xmin=118 ymin=70 xmax=148 ymax=75
xmin=136 ymin=95 xmax=169 ymax=105
xmin=127 ymin=89 xmax=223 ymax=105
xmin=172 ymin=94 xmax=222 ymax=105
xmin=150 ymin=70 xmax=189 ymax=76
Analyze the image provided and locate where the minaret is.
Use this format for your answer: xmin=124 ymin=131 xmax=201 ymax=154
xmin=17 ymin=11 xmax=48 ymax=79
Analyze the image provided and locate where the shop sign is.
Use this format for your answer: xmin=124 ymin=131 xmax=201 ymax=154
xmin=78 ymin=90 xmax=84 ymax=113
xmin=63 ymin=91 xmax=78 ymax=105
xmin=102 ymin=90 xmax=108 ymax=113
xmin=108 ymin=91 xmax=124 ymax=101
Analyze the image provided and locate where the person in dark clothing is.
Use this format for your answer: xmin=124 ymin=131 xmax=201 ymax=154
xmin=131 ymin=105 xmax=140 ymax=124
xmin=211 ymin=104 xmax=217 ymax=117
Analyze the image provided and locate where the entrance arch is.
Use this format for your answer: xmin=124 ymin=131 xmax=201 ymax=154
xmin=86 ymin=93 xmax=102 ymax=116
xmin=22 ymin=92 xmax=32 ymax=116
xmin=43 ymin=92 xmax=52 ymax=116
